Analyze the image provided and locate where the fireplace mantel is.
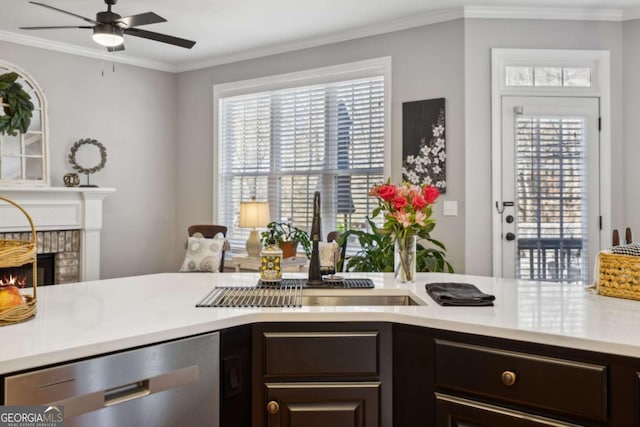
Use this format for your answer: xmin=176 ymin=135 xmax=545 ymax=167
xmin=0 ymin=187 xmax=115 ymax=281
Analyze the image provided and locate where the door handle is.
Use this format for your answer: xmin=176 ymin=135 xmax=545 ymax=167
xmin=505 ymin=232 xmax=516 ymax=241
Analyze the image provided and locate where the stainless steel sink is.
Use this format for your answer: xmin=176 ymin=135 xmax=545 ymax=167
xmin=302 ymin=294 xmax=424 ymax=306
xmin=197 ymin=285 xmax=426 ymax=308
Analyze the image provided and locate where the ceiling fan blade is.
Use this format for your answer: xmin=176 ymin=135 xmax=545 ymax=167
xmin=124 ymin=28 xmax=195 ymax=49
xmin=20 ymin=25 xmax=93 ymax=30
xmin=107 ymin=44 xmax=126 ymax=52
xmin=28 ymin=1 xmax=97 ymax=25
xmin=117 ymin=12 xmax=166 ymax=28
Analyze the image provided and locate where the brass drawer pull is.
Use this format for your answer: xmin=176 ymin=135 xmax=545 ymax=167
xmin=267 ymin=400 xmax=280 ymax=415
xmin=501 ymin=370 xmax=517 ymax=386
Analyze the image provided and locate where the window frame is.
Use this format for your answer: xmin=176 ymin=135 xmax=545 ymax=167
xmin=212 ymin=57 xmax=392 ymax=247
xmin=0 ymin=60 xmax=49 ymax=187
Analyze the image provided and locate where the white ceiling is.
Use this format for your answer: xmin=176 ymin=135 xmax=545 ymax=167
xmin=2 ymin=0 xmax=639 ymax=72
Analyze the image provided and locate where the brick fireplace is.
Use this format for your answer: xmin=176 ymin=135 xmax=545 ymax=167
xmin=0 ymin=230 xmax=80 ymax=285
xmin=0 ymin=187 xmax=114 ymax=285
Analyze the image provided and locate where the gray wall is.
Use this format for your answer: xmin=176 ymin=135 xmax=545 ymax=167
xmin=1 ymin=41 xmax=178 ymax=279
xmin=2 ymin=17 xmax=633 ymax=279
xmin=175 ymin=20 xmax=467 ymax=272
xmin=463 ymin=19 xmax=624 ymax=276
xmin=623 ymin=19 xmax=640 ymax=244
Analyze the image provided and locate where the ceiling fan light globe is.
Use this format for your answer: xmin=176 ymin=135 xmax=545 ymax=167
xmin=92 ymin=24 xmax=124 ymax=47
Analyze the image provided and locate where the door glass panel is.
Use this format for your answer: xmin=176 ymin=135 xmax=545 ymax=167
xmin=2 ymin=134 xmax=21 ymax=155
xmin=534 ymin=67 xmax=562 ymax=86
xmin=515 ymin=116 xmax=587 ymax=283
xmin=563 ymin=67 xmax=591 ymax=87
xmin=24 ymin=134 xmax=42 ymax=155
xmin=506 ymin=66 xmax=533 ymax=86
xmin=1 ymin=156 xmax=21 ymax=179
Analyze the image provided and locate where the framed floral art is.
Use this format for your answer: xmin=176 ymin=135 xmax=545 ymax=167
xmin=402 ymin=98 xmax=446 ymax=193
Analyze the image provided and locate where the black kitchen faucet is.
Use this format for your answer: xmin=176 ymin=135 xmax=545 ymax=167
xmin=307 ymin=191 xmax=324 ymax=286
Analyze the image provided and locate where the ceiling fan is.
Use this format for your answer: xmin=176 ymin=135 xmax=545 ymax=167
xmin=20 ymin=0 xmax=196 ymax=52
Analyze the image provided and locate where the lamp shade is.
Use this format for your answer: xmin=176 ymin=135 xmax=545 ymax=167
xmin=239 ymin=200 xmax=270 ymax=228
xmin=92 ymin=24 xmax=124 ymax=47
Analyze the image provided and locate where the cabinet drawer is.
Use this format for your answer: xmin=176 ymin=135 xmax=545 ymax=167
xmin=435 ymin=393 xmax=581 ymax=427
xmin=263 ymin=331 xmax=379 ymax=377
xmin=435 ymin=339 xmax=607 ymax=421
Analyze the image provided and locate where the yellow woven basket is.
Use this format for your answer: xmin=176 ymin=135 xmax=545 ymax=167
xmin=0 ymin=196 xmax=37 ymax=325
xmin=598 ymin=252 xmax=640 ymax=301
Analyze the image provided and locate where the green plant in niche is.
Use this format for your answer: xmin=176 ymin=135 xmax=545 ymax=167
xmin=340 ymin=218 xmax=454 ymax=273
xmin=0 ymin=72 xmax=34 ymax=136
xmin=260 ymin=222 xmax=312 ymax=259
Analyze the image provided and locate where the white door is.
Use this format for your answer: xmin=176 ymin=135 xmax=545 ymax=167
xmin=500 ymin=96 xmax=600 ymax=283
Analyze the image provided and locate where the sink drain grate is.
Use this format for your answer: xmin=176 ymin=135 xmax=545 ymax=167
xmin=196 ymin=283 xmax=303 ymax=308
xmin=258 ymin=278 xmax=375 ymax=289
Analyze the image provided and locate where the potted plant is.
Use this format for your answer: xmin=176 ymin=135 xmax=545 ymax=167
xmin=260 ymin=222 xmax=312 ymax=259
xmin=0 ymin=72 xmax=34 ymax=136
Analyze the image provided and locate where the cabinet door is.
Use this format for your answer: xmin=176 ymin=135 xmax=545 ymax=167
xmin=436 ymin=394 xmax=581 ymax=427
xmin=265 ymin=382 xmax=380 ymax=427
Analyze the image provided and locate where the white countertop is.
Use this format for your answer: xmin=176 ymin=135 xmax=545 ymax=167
xmin=1 ymin=272 xmax=639 ymax=375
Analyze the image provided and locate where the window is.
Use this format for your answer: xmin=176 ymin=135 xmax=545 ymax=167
xmin=215 ymin=59 xmax=390 ymax=250
xmin=0 ymin=61 xmax=48 ymax=185
xmin=505 ymin=65 xmax=592 ymax=88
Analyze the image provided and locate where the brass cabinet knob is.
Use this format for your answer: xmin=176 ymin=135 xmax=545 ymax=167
xmin=501 ymin=370 xmax=517 ymax=386
xmin=267 ymin=400 xmax=280 ymax=415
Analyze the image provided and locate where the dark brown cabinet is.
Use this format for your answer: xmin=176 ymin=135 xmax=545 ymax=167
xmin=265 ymin=382 xmax=380 ymax=427
xmin=434 ymin=339 xmax=608 ymax=422
xmin=218 ymin=323 xmax=640 ymax=427
xmin=252 ymin=323 xmax=392 ymax=427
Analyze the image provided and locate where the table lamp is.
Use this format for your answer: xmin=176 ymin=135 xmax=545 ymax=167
xmin=239 ymin=199 xmax=270 ymax=257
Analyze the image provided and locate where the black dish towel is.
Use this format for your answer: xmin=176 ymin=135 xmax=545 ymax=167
xmin=425 ymin=282 xmax=495 ymax=306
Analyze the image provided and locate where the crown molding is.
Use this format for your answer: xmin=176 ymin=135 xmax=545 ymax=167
xmin=463 ymin=6 xmax=624 ymax=21
xmin=0 ymin=30 xmax=177 ymax=73
xmin=624 ymin=7 xmax=640 ymax=21
xmin=176 ymin=7 xmax=464 ymax=72
xmin=2 ymin=5 xmax=637 ymax=75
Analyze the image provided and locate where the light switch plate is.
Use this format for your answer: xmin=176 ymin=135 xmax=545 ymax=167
xmin=443 ymin=201 xmax=458 ymax=216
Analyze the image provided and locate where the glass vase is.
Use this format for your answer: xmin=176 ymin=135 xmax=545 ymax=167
xmin=394 ymin=234 xmax=417 ymax=283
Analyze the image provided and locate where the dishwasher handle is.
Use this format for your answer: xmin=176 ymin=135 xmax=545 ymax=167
xmin=104 ymin=380 xmax=150 ymax=407
xmin=58 ymin=365 xmax=201 ymax=418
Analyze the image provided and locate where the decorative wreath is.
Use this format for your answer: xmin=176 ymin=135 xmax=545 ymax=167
xmin=68 ymin=138 xmax=107 ymax=174
xmin=0 ymin=72 xmax=34 ymax=136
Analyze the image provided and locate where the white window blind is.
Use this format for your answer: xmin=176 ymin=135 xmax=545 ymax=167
xmin=218 ymin=75 xmax=385 ymax=249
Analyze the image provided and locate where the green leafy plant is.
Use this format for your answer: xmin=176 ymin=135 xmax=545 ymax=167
xmin=340 ymin=218 xmax=453 ymax=273
xmin=0 ymin=72 xmax=34 ymax=136
xmin=260 ymin=222 xmax=312 ymax=259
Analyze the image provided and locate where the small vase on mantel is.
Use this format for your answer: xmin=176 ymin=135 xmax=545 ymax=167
xmin=394 ymin=234 xmax=417 ymax=283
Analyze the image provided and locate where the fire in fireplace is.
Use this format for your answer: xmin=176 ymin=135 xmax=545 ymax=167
xmin=0 ymin=275 xmax=27 ymax=287
xmin=0 ymin=254 xmax=54 ymax=287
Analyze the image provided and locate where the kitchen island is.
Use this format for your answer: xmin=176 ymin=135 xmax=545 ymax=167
xmin=2 ymin=272 xmax=640 ymax=426
xmin=0 ymin=272 xmax=637 ymax=374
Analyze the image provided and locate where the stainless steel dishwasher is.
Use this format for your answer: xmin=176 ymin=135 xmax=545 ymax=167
xmin=3 ymin=332 xmax=220 ymax=427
